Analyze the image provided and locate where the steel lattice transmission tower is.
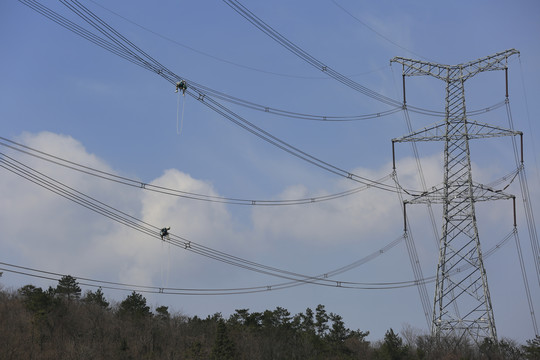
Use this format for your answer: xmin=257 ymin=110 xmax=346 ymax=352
xmin=391 ymin=49 xmax=521 ymax=343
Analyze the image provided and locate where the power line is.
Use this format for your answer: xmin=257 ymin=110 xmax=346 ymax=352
xmin=392 ymin=171 xmax=432 ymax=327
xmin=184 ymin=89 xmax=406 ymax=193
xmin=0 ymin=142 xmax=524 ymax=288
xmin=220 ymin=0 xmax=509 ymax=119
xmin=19 ymin=0 xmax=505 ymax=123
xmin=221 ymin=0 xmax=445 ymax=118
xmin=15 ymin=1 xmax=535 ymax=295
xmin=0 ymin=226 xmax=515 ymax=295
xmin=1 ymin=150 xmax=513 ymax=291
xmin=222 ymin=0 xmax=401 ymax=107
xmin=518 ymin=57 xmax=540 ymax=186
xmin=88 ymin=0 xmax=391 ymax=81
xmin=331 ymin=0 xmax=431 ymax=61
xmin=17 ymin=0 xmax=507 ymax=196
xmin=0 ymin=152 xmax=440 ymax=291
xmin=19 ymin=0 xmax=399 ymax=122
xmin=0 ymin=235 xmax=408 ymax=295
xmin=505 ymin=100 xmax=540 ymax=288
xmin=0 ymin=136 xmax=385 ymax=206
xmin=512 ymin=229 xmax=539 ymax=335
xmin=18 ymin=0 xmax=410 ymax=194
xmin=0 ymin=146 xmax=518 ymax=294
xmin=0 ymin=152 xmax=402 ymax=287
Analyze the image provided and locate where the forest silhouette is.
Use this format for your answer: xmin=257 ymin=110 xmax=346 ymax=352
xmin=1 ymin=274 xmax=539 ymax=359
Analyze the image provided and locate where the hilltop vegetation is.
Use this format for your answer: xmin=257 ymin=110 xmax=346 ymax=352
xmin=1 ymin=274 xmax=539 ymax=359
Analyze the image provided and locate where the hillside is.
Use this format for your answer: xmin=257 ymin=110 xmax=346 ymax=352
xmin=1 ymin=275 xmax=538 ymax=359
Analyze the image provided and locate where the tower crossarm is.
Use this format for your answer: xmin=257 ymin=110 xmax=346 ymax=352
xmin=407 ymin=184 xmax=515 ymax=205
xmin=391 ymin=57 xmax=451 ymax=81
xmin=392 ymin=120 xmax=521 ymax=143
xmin=458 ymin=49 xmax=520 ymax=81
xmin=391 ymin=49 xmax=519 ymax=82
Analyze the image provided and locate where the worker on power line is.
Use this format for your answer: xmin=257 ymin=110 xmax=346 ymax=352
xmin=160 ymin=227 xmax=171 ymax=240
xmin=175 ymin=80 xmax=187 ymax=95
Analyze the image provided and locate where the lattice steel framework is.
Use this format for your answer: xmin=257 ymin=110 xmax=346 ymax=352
xmin=391 ymin=49 xmax=521 ymax=343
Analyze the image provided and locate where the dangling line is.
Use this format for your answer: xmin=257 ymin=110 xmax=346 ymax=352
xmin=160 ymin=239 xmax=171 ymax=289
xmin=177 ymin=92 xmax=185 ymax=135
xmin=160 ymin=240 xmax=165 ymax=288
xmin=166 ymin=239 xmax=171 ymax=288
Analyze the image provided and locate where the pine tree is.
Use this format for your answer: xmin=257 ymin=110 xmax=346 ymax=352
xmin=315 ymin=304 xmax=329 ymax=337
xmin=328 ymin=312 xmax=349 ymax=344
xmin=301 ymin=307 xmax=315 ymax=333
xmin=155 ymin=305 xmax=170 ymax=320
xmin=82 ymin=288 xmax=109 ymax=309
xmin=377 ymin=328 xmax=410 ymax=360
xmin=523 ymin=335 xmax=540 ymax=360
xmin=117 ymin=291 xmax=151 ymax=319
xmin=211 ymin=319 xmax=237 ymax=360
xmin=18 ymin=284 xmax=55 ymax=316
xmin=56 ymin=275 xmax=81 ymax=301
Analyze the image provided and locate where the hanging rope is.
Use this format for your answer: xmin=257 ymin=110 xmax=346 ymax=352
xmin=160 ymin=238 xmax=171 ymax=289
xmin=176 ymin=91 xmax=186 ymax=135
xmin=176 ymin=81 xmax=187 ymax=135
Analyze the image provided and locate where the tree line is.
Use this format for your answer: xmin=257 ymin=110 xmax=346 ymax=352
xmin=0 ymin=274 xmax=539 ymax=359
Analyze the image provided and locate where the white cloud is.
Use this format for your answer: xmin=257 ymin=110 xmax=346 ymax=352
xmin=141 ymin=169 xmax=233 ymax=241
xmin=0 ymin=132 xmax=244 ymax=288
xmin=1 ymin=133 xmax=121 ymax=271
xmin=251 ymin=153 xmax=444 ymax=247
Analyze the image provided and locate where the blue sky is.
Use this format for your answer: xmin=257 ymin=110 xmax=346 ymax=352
xmin=1 ymin=0 xmax=539 ymax=342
